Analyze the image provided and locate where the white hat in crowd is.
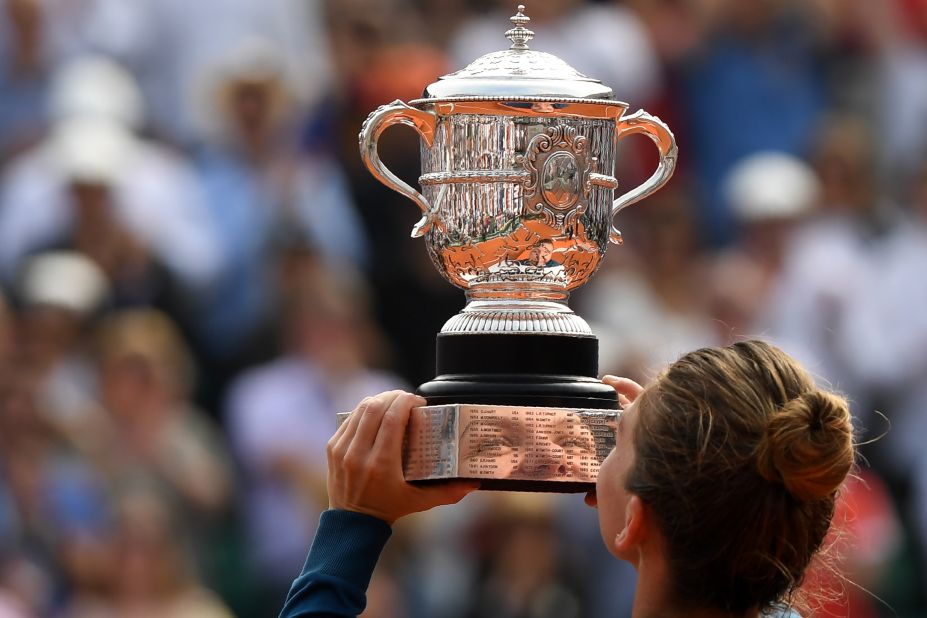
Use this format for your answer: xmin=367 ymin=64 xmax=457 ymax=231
xmin=47 ymin=117 xmax=138 ymax=185
xmin=724 ymin=152 xmax=821 ymax=222
xmin=49 ymin=55 xmax=145 ymax=130
xmin=19 ymin=252 xmax=110 ymax=315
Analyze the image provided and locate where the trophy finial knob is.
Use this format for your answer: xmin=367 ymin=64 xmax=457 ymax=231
xmin=505 ymin=4 xmax=534 ymax=50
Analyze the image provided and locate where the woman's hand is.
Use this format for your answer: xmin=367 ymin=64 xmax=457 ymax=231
xmin=326 ymin=391 xmax=479 ymax=525
xmin=585 ymin=376 xmax=645 ymax=509
xmin=602 ymin=375 xmax=644 ymax=407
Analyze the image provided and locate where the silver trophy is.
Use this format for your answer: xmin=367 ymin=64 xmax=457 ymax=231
xmin=355 ymin=5 xmax=677 ymax=491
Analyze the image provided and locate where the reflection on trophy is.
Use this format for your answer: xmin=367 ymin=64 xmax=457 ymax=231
xmin=356 ymin=5 xmax=677 ymax=491
xmin=398 ymin=404 xmax=618 ymax=492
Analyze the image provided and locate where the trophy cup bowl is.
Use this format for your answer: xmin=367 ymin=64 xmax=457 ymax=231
xmin=352 ymin=5 xmax=677 ymax=491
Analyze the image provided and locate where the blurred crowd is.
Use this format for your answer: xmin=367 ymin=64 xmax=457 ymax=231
xmin=1 ymin=0 xmax=927 ymax=616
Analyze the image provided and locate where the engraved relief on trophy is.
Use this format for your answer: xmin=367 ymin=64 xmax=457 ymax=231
xmin=541 ymin=152 xmax=579 ymax=208
xmin=520 ymin=124 xmax=592 ymax=224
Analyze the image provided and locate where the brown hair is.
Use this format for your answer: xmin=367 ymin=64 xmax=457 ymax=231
xmin=626 ymin=340 xmax=855 ymax=614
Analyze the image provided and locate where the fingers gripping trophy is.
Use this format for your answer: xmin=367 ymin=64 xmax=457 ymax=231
xmin=355 ymin=5 xmax=677 ymax=491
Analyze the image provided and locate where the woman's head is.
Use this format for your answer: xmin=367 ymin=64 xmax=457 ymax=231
xmin=597 ymin=340 xmax=855 ymax=615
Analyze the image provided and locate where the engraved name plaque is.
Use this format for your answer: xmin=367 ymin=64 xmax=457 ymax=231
xmin=338 ymin=404 xmax=618 ymax=492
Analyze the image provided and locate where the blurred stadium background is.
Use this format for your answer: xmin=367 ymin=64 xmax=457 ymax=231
xmin=1 ymin=0 xmax=927 ymax=616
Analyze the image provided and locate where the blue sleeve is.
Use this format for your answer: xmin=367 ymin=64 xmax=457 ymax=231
xmin=279 ymin=509 xmax=393 ymax=617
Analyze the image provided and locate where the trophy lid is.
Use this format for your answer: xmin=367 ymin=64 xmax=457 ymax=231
xmin=422 ymin=5 xmax=615 ymax=100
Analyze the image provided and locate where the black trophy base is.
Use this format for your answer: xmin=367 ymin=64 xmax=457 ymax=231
xmin=415 ymin=333 xmax=618 ymax=492
xmin=418 ymin=332 xmax=618 ymax=409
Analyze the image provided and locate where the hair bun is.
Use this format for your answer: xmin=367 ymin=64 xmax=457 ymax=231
xmin=755 ymin=390 xmax=854 ymax=502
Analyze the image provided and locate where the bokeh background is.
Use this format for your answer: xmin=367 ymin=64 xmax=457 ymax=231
xmin=1 ymin=0 xmax=926 ymax=616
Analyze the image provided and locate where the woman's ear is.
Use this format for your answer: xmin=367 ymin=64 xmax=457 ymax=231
xmin=613 ymin=495 xmax=646 ymax=563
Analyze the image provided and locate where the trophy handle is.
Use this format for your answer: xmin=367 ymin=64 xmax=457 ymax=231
xmin=359 ymin=99 xmax=438 ymax=237
xmin=609 ymin=110 xmax=678 ymax=244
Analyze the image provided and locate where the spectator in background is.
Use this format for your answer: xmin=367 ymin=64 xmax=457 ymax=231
xmin=579 ymin=185 xmax=716 ymax=382
xmin=462 ymin=495 xmax=586 ymax=618
xmin=14 ymin=252 xmax=111 ymax=455
xmin=623 ymin=0 xmax=716 ymax=67
xmin=100 ymin=0 xmax=334 ymax=147
xmin=93 ymin=309 xmax=233 ymax=522
xmin=45 ymin=50 xmax=144 ymax=133
xmin=0 ymin=56 xmax=223 ymax=310
xmin=193 ymin=37 xmax=367 ymax=375
xmin=0 ymin=303 xmax=236 ymax=617
xmin=767 ymin=117 xmax=887 ymax=408
xmin=0 ymin=0 xmax=334 ymax=148
xmin=877 ymin=161 xmax=927 ymax=458
xmin=63 ymin=486 xmax=233 ymax=618
xmin=708 ymin=151 xmax=822 ymax=362
xmin=709 ymin=148 xmax=876 ymax=397
xmin=1 ymin=118 xmax=205 ymax=345
xmin=873 ymin=0 xmax=927 ymax=186
xmin=850 ymin=159 xmax=927 ymax=516
xmin=0 ymin=0 xmax=48 ymax=162
xmin=225 ymin=262 xmax=404 ymax=604
xmin=5 ymin=252 xmax=115 ymax=613
xmin=682 ymin=0 xmax=827 ymax=245
xmin=0 ymin=0 xmax=134 ymax=159
xmin=0 ymin=360 xmax=107 ymax=616
xmin=2 ymin=256 xmax=113 ymax=618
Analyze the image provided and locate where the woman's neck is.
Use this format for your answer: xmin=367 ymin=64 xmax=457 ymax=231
xmin=631 ymin=551 xmax=760 ymax=618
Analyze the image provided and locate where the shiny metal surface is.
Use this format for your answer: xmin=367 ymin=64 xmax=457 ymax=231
xmin=337 ymin=404 xmax=618 ymax=485
xmin=357 ymin=4 xmax=677 ymax=335
xmin=441 ymin=299 xmax=592 ymax=334
xmin=360 ymin=100 xmax=437 ymax=237
xmin=505 ymin=3 xmax=534 ymax=50
xmin=610 ymin=110 xmax=678 ymax=244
